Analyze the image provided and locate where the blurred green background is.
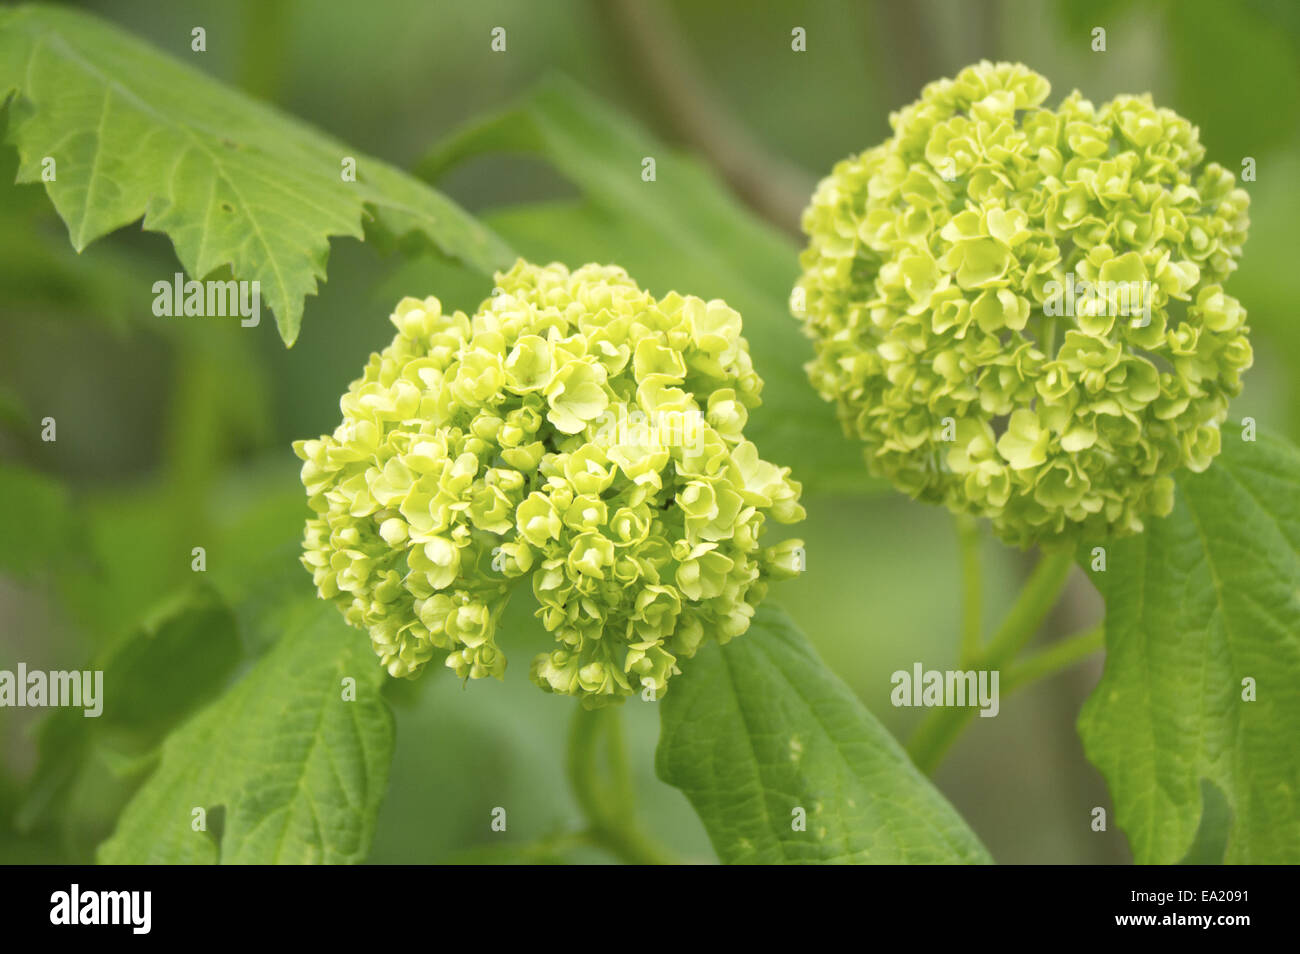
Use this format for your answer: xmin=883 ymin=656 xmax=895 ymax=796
xmin=2 ymin=0 xmax=1297 ymax=864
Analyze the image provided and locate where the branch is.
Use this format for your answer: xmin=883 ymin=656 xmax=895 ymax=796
xmin=566 ymin=704 xmax=679 ymax=865
xmin=590 ymin=0 xmax=815 ymax=235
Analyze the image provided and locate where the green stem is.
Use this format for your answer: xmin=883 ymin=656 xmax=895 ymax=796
xmin=1042 ymin=312 xmax=1059 ymax=357
xmin=977 ymin=548 xmax=1076 ymax=668
xmin=603 ymin=706 xmax=636 ymax=812
xmin=439 ymin=829 xmax=595 ymax=865
xmin=956 ymin=514 xmax=983 ymax=663
xmin=1003 ymin=624 xmax=1104 ymax=694
xmin=566 ymin=704 xmax=678 ymax=865
xmin=906 ymin=706 xmax=977 ymax=776
xmin=907 ymin=547 xmax=1077 ymax=774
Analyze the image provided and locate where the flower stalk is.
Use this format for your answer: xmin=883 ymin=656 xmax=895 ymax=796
xmin=566 ymin=704 xmax=679 ymax=865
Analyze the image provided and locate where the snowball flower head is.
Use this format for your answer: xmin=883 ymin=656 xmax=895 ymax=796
xmin=295 ymin=261 xmax=804 ymax=704
xmin=795 ymin=61 xmax=1251 ymax=546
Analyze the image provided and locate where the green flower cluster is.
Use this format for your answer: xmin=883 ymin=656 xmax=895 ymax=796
xmin=795 ymin=61 xmax=1251 ymax=545
xmin=295 ymin=261 xmax=804 ymax=704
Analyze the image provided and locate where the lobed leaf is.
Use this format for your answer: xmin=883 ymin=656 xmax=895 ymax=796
xmin=0 ymin=4 xmax=514 ymax=345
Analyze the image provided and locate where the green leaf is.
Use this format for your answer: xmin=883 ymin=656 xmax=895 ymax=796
xmin=97 ymin=598 xmax=394 ymax=864
xmin=94 ymin=586 xmax=245 ymax=731
xmin=16 ymin=585 xmax=243 ymax=837
xmin=0 ymin=4 xmax=514 ymax=345
xmin=656 ymin=604 xmax=992 ymax=864
xmin=0 ymin=149 xmax=145 ymax=333
xmin=1078 ymin=429 xmax=1300 ymax=863
xmin=418 ymin=78 xmax=875 ymax=496
xmin=0 ymin=462 xmax=73 ymax=576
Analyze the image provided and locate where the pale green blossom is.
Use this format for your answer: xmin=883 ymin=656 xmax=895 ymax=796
xmin=296 ymin=261 xmax=804 ymax=703
xmin=795 ymin=61 xmax=1251 ymax=545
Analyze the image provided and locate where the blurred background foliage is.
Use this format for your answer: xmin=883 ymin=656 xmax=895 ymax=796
xmin=1 ymin=0 xmax=1295 ymax=864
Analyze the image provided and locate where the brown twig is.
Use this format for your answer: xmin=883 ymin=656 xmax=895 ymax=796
xmin=590 ymin=0 xmax=815 ymax=235
xmin=872 ymin=0 xmax=940 ymax=108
